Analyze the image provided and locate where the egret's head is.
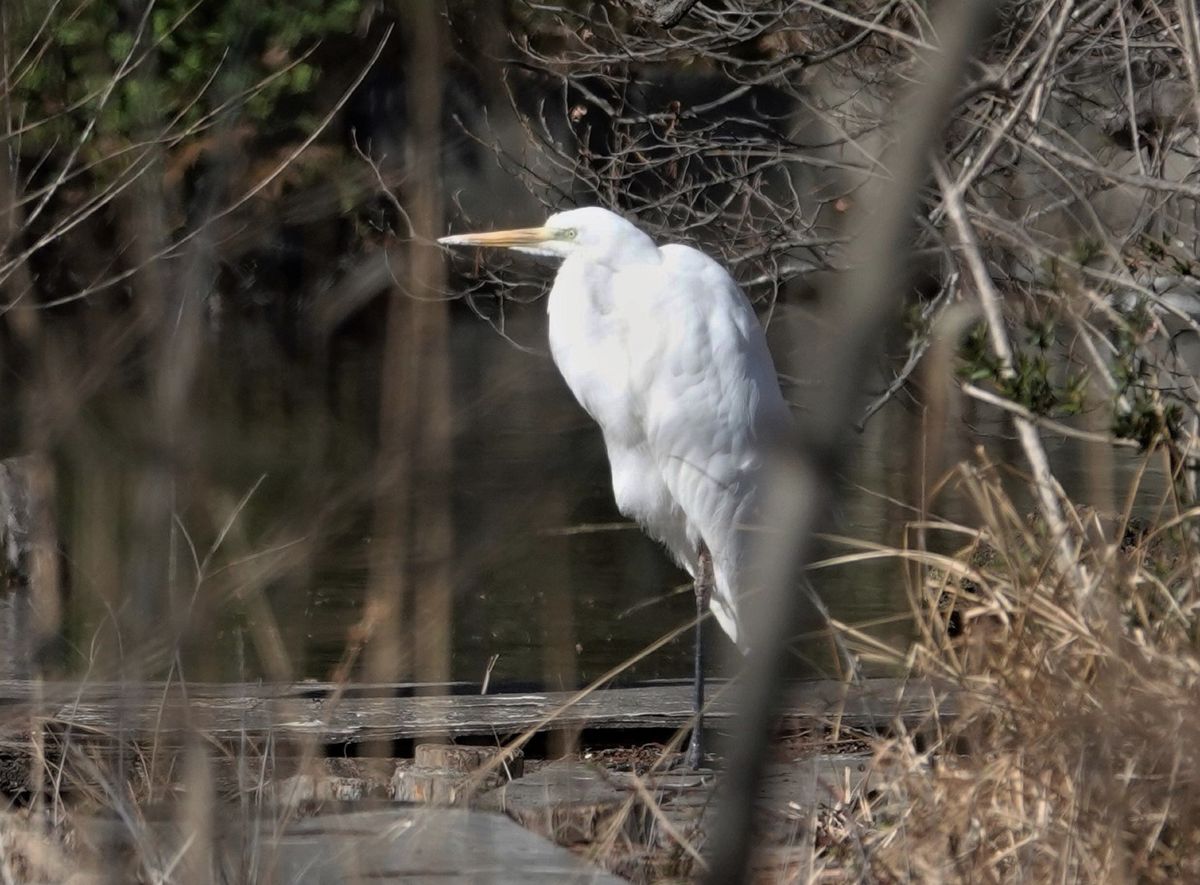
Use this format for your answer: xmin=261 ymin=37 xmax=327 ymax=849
xmin=438 ymin=206 xmax=658 ymax=266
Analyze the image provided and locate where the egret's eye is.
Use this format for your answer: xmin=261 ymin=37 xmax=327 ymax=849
xmin=560 ymin=228 xmax=578 ymax=240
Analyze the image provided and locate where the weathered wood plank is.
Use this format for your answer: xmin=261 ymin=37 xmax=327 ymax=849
xmin=481 ymin=760 xmax=652 ymax=844
xmin=0 ymin=678 xmax=954 ymax=745
xmin=268 ymin=808 xmax=628 ymax=883
xmin=78 ymin=807 xmax=627 ymax=884
xmin=0 ymin=680 xmax=471 ymax=703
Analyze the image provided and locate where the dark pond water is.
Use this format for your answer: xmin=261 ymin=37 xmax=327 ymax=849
xmin=0 ymin=294 xmax=1172 ymax=688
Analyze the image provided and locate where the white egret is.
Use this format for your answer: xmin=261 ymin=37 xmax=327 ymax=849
xmin=439 ymin=207 xmax=793 ymax=767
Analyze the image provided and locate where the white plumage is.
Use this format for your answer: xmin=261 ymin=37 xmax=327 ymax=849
xmin=439 ymin=206 xmax=793 ymax=651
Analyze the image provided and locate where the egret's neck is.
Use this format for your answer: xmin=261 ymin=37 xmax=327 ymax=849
xmin=548 ymin=252 xmax=622 ymax=319
xmin=575 ymin=229 xmax=661 ymax=270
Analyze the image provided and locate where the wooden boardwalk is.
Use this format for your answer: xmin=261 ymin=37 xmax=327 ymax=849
xmin=0 ymin=677 xmax=954 ymax=744
xmin=79 ymin=806 xmax=628 ymax=884
xmin=1 ymin=680 xmax=951 ymax=881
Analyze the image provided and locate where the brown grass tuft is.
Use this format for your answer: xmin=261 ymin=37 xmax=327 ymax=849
xmin=828 ymin=458 xmax=1200 ymax=882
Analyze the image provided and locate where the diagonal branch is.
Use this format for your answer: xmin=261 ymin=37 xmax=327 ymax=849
xmin=934 ymin=160 xmax=1089 ymax=598
xmin=702 ymin=2 xmax=997 ymax=882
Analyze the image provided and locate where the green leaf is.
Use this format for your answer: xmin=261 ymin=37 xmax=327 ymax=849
xmin=152 ymin=10 xmax=173 ymax=38
xmin=57 ymin=20 xmax=96 ymax=48
xmin=289 ymin=63 xmax=315 ymax=93
xmin=107 ymin=32 xmax=135 ymax=63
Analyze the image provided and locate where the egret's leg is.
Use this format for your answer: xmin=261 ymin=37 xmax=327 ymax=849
xmin=686 ymin=543 xmax=713 ymax=769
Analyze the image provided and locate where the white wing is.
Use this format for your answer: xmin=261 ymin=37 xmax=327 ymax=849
xmin=619 ymin=244 xmax=793 ymax=647
xmin=546 ymin=255 xmax=698 ymax=576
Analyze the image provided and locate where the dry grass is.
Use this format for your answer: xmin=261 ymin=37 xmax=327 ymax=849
xmin=0 ymin=809 xmax=84 ymax=884
xmin=817 ymin=456 xmax=1200 ymax=883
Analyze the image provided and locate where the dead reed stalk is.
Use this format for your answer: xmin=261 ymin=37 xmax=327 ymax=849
xmin=827 ymin=459 xmax=1200 ymax=882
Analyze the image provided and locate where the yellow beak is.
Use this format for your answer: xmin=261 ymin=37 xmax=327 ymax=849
xmin=437 ymin=226 xmax=554 ymax=248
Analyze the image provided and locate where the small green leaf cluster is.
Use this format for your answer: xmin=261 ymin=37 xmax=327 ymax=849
xmin=957 ymin=319 xmax=1087 ymax=418
xmin=14 ymin=0 xmax=362 ymax=153
xmin=902 ymin=300 xmax=929 ymax=349
xmin=1111 ymin=392 xmax=1183 ymax=450
xmin=1137 ymin=234 xmax=1198 ymax=277
xmin=1109 ymin=300 xmax=1185 ymax=450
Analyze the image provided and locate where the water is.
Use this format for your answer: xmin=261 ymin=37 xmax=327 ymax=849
xmin=3 ymin=295 xmax=1170 ymax=688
